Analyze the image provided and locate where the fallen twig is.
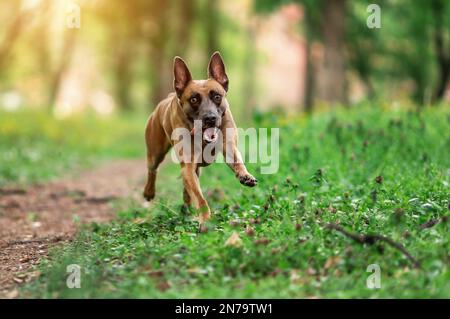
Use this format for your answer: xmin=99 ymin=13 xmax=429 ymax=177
xmin=419 ymin=218 xmax=440 ymax=230
xmin=324 ymin=223 xmax=421 ymax=269
xmin=74 ymin=195 xmax=118 ymax=204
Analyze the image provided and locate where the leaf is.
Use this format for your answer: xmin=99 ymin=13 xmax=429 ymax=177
xmin=187 ymin=268 xmax=208 ymax=275
xmin=290 ymin=269 xmax=301 ymax=283
xmin=225 ymin=232 xmax=242 ymax=247
xmin=324 ymin=256 xmax=341 ymax=269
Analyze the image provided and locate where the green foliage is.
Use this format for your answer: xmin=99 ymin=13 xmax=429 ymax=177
xmin=255 ymin=0 xmax=450 ymax=104
xmin=21 ymin=105 xmax=450 ymax=298
xmin=0 ymin=110 xmax=144 ymax=186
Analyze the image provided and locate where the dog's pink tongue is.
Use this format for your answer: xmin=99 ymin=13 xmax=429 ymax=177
xmin=203 ymin=127 xmax=219 ymax=143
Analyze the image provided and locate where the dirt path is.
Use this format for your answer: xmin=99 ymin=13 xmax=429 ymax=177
xmin=0 ymin=159 xmax=146 ymax=298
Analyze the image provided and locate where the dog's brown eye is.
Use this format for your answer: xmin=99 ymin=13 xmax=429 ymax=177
xmin=190 ymin=97 xmax=198 ymax=104
xmin=213 ymin=94 xmax=222 ymax=104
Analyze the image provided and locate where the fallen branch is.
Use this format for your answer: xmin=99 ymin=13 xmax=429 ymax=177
xmin=74 ymin=195 xmax=118 ymax=204
xmin=324 ymin=223 xmax=421 ymax=269
xmin=419 ymin=218 xmax=440 ymax=230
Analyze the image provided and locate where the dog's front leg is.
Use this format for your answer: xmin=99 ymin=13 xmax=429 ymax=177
xmin=222 ymin=130 xmax=257 ymax=187
xmin=181 ymin=163 xmax=211 ymax=224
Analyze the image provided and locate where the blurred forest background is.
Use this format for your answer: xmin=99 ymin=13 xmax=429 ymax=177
xmin=0 ymin=0 xmax=449 ymax=120
xmin=1 ymin=0 xmax=449 ymax=298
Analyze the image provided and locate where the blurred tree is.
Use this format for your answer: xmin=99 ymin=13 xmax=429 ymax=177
xmin=33 ymin=4 xmax=51 ymax=80
xmin=174 ymin=0 xmax=194 ymax=55
xmin=256 ymin=0 xmax=450 ymax=107
xmin=48 ymin=29 xmax=78 ymax=109
xmin=346 ymin=1 xmax=385 ymax=100
xmin=0 ymin=1 xmax=26 ymax=71
xmin=95 ymin=0 xmax=198 ymax=111
xmin=255 ymin=0 xmax=348 ymax=108
xmin=205 ymin=0 xmax=219 ymax=55
xmin=431 ymin=0 xmax=450 ymax=102
xmin=298 ymin=0 xmax=322 ymax=111
xmin=144 ymin=0 xmax=197 ymax=109
xmin=137 ymin=0 xmax=172 ymax=108
xmin=95 ymin=0 xmax=141 ymax=111
xmin=396 ymin=1 xmax=433 ymax=104
xmin=150 ymin=2 xmax=171 ymax=107
xmin=31 ymin=1 xmax=53 ymax=108
xmin=3 ymin=0 xmax=446 ymax=113
xmin=316 ymin=0 xmax=347 ymax=104
xmin=382 ymin=0 xmax=449 ymax=104
xmin=113 ymin=38 xmax=135 ymax=111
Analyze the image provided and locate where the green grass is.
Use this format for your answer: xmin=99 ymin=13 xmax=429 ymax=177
xmin=0 ymin=110 xmax=145 ymax=186
xmin=18 ymin=105 xmax=450 ymax=298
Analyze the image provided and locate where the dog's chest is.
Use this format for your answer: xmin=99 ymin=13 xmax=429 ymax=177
xmin=194 ymin=139 xmax=220 ymax=167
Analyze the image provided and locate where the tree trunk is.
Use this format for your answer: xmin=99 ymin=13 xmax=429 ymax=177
xmin=431 ymin=0 xmax=449 ymax=102
xmin=304 ymin=40 xmax=315 ymax=113
xmin=150 ymin=23 xmax=170 ymax=107
xmin=146 ymin=0 xmax=171 ymax=108
xmin=297 ymin=0 xmax=319 ymax=112
xmin=205 ymin=0 xmax=219 ymax=54
xmin=114 ymin=40 xmax=133 ymax=111
xmin=48 ymin=29 xmax=77 ymax=110
xmin=317 ymin=0 xmax=347 ymax=105
xmin=174 ymin=0 xmax=194 ymax=56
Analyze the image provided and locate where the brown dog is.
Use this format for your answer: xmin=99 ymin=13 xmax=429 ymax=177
xmin=143 ymin=52 xmax=257 ymax=224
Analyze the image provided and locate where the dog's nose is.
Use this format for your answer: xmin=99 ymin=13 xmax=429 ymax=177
xmin=204 ymin=115 xmax=218 ymax=126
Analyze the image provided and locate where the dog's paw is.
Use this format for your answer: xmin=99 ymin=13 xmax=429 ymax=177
xmin=143 ymin=190 xmax=155 ymax=201
xmin=239 ymin=174 xmax=258 ymax=187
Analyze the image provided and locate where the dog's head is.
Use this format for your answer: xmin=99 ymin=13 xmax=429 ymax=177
xmin=173 ymin=52 xmax=229 ymax=143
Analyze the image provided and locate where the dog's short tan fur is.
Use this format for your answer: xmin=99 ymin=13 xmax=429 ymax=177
xmin=144 ymin=52 xmax=257 ymax=224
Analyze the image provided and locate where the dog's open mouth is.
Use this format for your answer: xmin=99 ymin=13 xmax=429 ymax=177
xmin=202 ymin=127 xmax=220 ymax=144
xmin=190 ymin=126 xmax=220 ymax=143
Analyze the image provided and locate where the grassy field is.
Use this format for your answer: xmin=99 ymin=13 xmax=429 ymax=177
xmin=5 ymin=106 xmax=449 ymax=298
xmin=0 ymin=110 xmax=144 ymax=186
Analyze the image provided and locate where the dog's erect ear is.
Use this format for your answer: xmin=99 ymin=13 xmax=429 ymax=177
xmin=174 ymin=57 xmax=192 ymax=98
xmin=208 ymin=52 xmax=229 ymax=92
